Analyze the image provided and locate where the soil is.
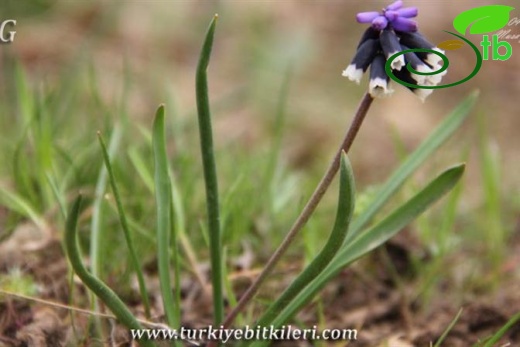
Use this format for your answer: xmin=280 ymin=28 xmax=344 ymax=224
xmin=1 ymin=225 xmax=519 ymax=347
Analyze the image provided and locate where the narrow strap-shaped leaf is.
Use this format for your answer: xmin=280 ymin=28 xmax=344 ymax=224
xmin=168 ymin=182 xmax=182 ymax=342
xmin=267 ymin=164 xmax=465 ymax=330
xmin=345 ymin=91 xmax=477 ymax=245
xmin=0 ymin=186 xmax=48 ymax=233
xmin=195 ymin=14 xmax=224 ymax=326
xmin=152 ymin=105 xmax=178 ymax=328
xmin=64 ymin=195 xmax=155 ymax=347
xmin=338 ymin=163 xmax=465 ymax=262
xmin=480 ymin=310 xmax=520 ymax=347
xmin=98 ymin=132 xmax=151 ymax=318
xmin=434 ymin=308 xmax=463 ymax=347
xmin=90 ymin=125 xmax=122 ymax=296
xmin=252 ymin=153 xmax=355 ymax=332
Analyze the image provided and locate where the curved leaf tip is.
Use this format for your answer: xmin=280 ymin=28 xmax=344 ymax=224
xmin=157 ymin=104 xmax=165 ymax=114
xmin=453 ymin=5 xmax=514 ymax=35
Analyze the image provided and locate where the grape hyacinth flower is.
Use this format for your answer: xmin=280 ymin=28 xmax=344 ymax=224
xmin=342 ymin=0 xmax=446 ymax=101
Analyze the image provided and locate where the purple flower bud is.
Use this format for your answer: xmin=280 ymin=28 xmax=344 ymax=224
xmin=386 ymin=0 xmax=403 ymax=11
xmin=396 ymin=7 xmax=418 ymax=18
xmin=371 ymin=16 xmax=388 ymax=30
xmin=391 ymin=17 xmax=417 ymax=32
xmin=384 ymin=10 xmax=399 ymax=21
xmin=356 ymin=11 xmax=381 ymax=23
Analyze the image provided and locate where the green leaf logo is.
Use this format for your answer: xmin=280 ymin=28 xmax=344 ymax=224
xmin=453 ymin=5 xmax=515 ymax=35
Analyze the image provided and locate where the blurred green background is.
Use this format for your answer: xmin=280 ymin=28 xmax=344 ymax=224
xmin=2 ymin=0 xmax=519 ymax=184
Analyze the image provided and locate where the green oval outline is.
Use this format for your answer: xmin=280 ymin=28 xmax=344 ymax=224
xmin=385 ymin=31 xmax=483 ymax=89
xmin=404 ymin=49 xmax=449 ymax=76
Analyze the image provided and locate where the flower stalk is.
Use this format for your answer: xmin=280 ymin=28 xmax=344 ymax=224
xmin=211 ymin=1 xmax=447 ymax=342
xmin=217 ymin=93 xmax=373 ymax=334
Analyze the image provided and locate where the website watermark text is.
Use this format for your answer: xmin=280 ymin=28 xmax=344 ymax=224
xmin=131 ymin=325 xmax=357 ymax=344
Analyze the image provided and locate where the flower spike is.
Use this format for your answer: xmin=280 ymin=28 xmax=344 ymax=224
xmin=342 ymin=1 xmax=447 ymax=101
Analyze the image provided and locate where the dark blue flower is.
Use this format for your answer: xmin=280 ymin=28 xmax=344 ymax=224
xmin=344 ymin=1 xmax=446 ymax=100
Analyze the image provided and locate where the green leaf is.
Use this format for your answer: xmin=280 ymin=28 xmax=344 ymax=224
xmin=434 ymin=308 xmax=464 ymax=347
xmin=267 ymin=164 xmax=465 ymax=330
xmin=453 ymin=5 xmax=514 ymax=35
xmin=253 ymin=153 xmax=355 ymax=330
xmin=98 ymin=132 xmax=151 ymax=318
xmin=335 ymin=164 xmax=465 ymax=275
xmin=0 ymin=187 xmax=48 ymax=233
xmin=195 ymin=14 xmax=224 ymax=327
xmin=345 ymin=91 xmax=478 ymax=245
xmin=480 ymin=311 xmax=520 ymax=347
xmin=89 ymin=124 xmax=122 ymax=336
xmin=152 ymin=104 xmax=179 ymax=329
xmin=64 ymin=196 xmax=156 ymax=347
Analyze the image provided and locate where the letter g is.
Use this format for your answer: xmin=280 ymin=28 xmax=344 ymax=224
xmin=0 ymin=20 xmax=17 ymax=43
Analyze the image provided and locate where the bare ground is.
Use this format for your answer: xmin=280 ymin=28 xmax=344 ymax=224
xmin=1 ymin=222 xmax=519 ymax=347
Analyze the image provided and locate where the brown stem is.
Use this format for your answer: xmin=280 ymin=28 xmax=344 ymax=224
xmin=212 ymin=92 xmax=373 ymax=342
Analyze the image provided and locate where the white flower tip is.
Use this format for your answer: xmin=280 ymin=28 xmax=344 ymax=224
xmin=369 ymin=78 xmax=394 ymax=98
xmin=423 ymin=63 xmax=447 ymax=85
xmin=411 ymin=64 xmax=432 ymax=85
xmin=342 ymin=65 xmax=363 ymax=84
xmin=426 ymin=69 xmax=447 ymax=85
xmin=426 ymin=47 xmax=445 ymax=67
xmin=387 ymin=53 xmax=405 ymax=71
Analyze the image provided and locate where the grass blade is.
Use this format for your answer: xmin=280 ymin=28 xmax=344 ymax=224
xmin=479 ymin=311 xmax=520 ymax=347
xmin=89 ymin=124 xmax=122 ymax=334
xmin=477 ymin=112 xmax=504 ymax=270
xmin=268 ymin=164 xmax=465 ymax=329
xmin=168 ymin=184 xmax=182 ymax=338
xmin=195 ymin=14 xmax=224 ymax=326
xmin=128 ymin=139 xmax=210 ymax=296
xmin=263 ymin=65 xmax=293 ymax=195
xmin=90 ymin=125 xmax=122 ymax=278
xmin=434 ymin=308 xmax=463 ymax=347
xmin=254 ymin=152 xmax=355 ymax=329
xmin=152 ymin=105 xmax=179 ymax=328
xmin=170 ymin=171 xmax=210 ymax=296
xmin=98 ymin=132 xmax=151 ymax=318
xmin=128 ymin=148 xmax=155 ymax=192
xmin=0 ymin=187 xmax=48 ymax=233
xmin=45 ymin=172 xmax=67 ymax=220
xmin=65 ymin=195 xmax=155 ymax=347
